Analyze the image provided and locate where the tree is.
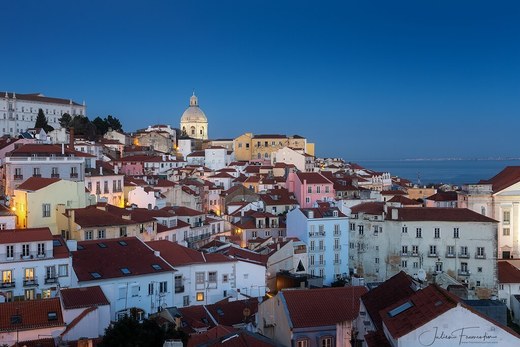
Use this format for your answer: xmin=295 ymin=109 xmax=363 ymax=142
xmin=100 ymin=317 xmax=166 ymax=347
xmin=35 ymin=108 xmax=54 ymax=133
xmin=92 ymin=116 xmax=108 ymax=135
xmin=106 ymin=115 xmax=123 ymax=132
xmin=92 ymin=115 xmax=123 ymax=136
xmin=58 ymin=112 xmax=72 ymax=128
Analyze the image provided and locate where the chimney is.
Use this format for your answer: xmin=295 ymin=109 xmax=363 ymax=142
xmin=69 ymin=127 xmax=74 ymax=149
xmin=308 ymin=210 xmax=314 ymax=219
xmin=66 ymin=240 xmax=78 ymax=252
xmin=391 ymin=208 xmax=398 ymax=220
xmin=114 ymin=165 xmax=119 ymax=174
xmin=99 ymin=166 xmax=103 ymax=176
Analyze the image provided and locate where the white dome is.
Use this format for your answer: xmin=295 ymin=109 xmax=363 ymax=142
xmin=180 ymin=93 xmax=207 ymax=123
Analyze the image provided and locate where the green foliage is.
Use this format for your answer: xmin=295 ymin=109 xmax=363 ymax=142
xmin=70 ymin=115 xmax=97 ymax=140
xmin=92 ymin=115 xmax=123 ymax=135
xmin=34 ymin=108 xmax=54 ymax=133
xmin=58 ymin=112 xmax=72 ymax=128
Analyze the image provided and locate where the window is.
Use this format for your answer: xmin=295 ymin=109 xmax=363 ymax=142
xmin=375 ymin=257 xmax=379 ymax=264
xmin=460 ymin=262 xmax=468 ymax=273
xmin=334 ymin=224 xmax=340 ymax=235
xmin=307 ymin=186 xmax=312 ymax=193
xmin=297 ymin=339 xmax=309 ymax=347
xmin=477 ymin=247 xmax=485 ymax=258
xmin=416 ymin=228 xmax=422 ymax=238
xmin=208 ymin=271 xmax=217 ymax=283
xmin=6 ymin=245 xmax=14 ymax=258
xmin=24 ymin=268 xmax=34 ymax=281
xmin=98 ymin=229 xmax=106 ymax=239
xmin=447 ymin=245 xmax=454 ymax=256
xmin=37 ymin=243 xmax=45 ymax=256
xmin=51 ymin=167 xmax=59 ymax=177
xmin=85 ymin=230 xmax=93 ymax=240
xmin=118 ymin=286 xmax=126 ymax=299
xmin=25 ymin=289 xmax=35 ymax=300
xmin=2 ymin=270 xmax=13 ymax=285
xmin=148 ymin=283 xmax=154 ymax=295
xmin=22 ymin=244 xmax=30 ymax=257
xmin=310 ymin=255 xmax=315 ymax=266
xmin=42 ymin=203 xmax=51 ymax=218
xmin=478 ymin=267 xmax=483 ymax=273
xmin=412 ymin=245 xmax=419 ymax=255
xmin=401 ymin=260 xmax=408 ymax=268
xmin=183 ymin=295 xmax=190 ymax=306
xmin=316 ymin=186 xmax=321 ymax=193
xmin=196 ymin=292 xmax=204 ymax=301
xmin=119 ymin=227 xmax=127 ymax=237
xmin=503 ymin=211 xmax=511 ymax=224
xmin=159 ymin=281 xmax=168 ymax=293
xmin=131 ymin=285 xmax=139 ymax=297
xmin=429 ymin=245 xmax=437 ymax=256
xmin=349 ymin=223 xmax=355 ymax=231
xmin=413 ymin=262 xmax=419 ymax=268
xmin=251 ymin=231 xmax=257 ymax=238
xmin=358 ymin=225 xmax=364 ymax=235
xmin=222 ymin=274 xmax=228 ymax=283
xmin=33 ymin=167 xmax=41 ymax=177
xmin=305 ymin=197 xmax=310 ymax=203
xmin=96 ymin=182 xmax=101 ymax=194
xmin=434 ymin=228 xmax=440 ymax=239
xmin=453 ymin=228 xmax=460 ymax=238
xmin=460 ymin=246 xmax=468 ymax=256
xmin=402 ymin=226 xmax=408 ymax=233
xmin=46 ymin=266 xmax=56 ymax=280
xmin=402 ymin=245 xmax=408 ymax=255
xmin=104 ymin=181 xmax=109 ymax=194
xmin=503 ymin=228 xmax=510 ymax=236
xmin=196 ymin=272 xmax=205 ymax=285
xmin=58 ymin=264 xmax=68 ymax=277
xmin=320 ymin=337 xmax=333 ymax=347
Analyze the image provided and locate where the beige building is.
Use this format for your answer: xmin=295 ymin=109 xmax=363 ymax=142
xmin=180 ymin=93 xmax=208 ymax=140
xmin=134 ymin=130 xmax=174 ymax=154
xmin=13 ymin=177 xmax=90 ymax=234
xmin=233 ymin=133 xmax=312 ymax=163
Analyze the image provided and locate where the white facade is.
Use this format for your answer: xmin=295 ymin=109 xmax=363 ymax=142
xmin=286 ymin=207 xmax=350 ymax=285
xmin=396 ymin=305 xmax=520 ymax=347
xmin=266 ymin=239 xmax=308 ymax=291
xmin=0 ymin=92 xmax=86 ymax=137
xmin=61 ymin=304 xmax=111 ymax=341
xmin=349 ymin=207 xmax=498 ymax=292
xmin=180 ymin=93 xmax=208 ymax=140
xmin=85 ymin=170 xmax=124 ymax=206
xmin=204 ymin=147 xmax=231 ymax=171
xmin=128 ymin=186 xmax=167 ymax=210
xmin=0 ymin=235 xmax=72 ymax=301
xmin=272 ymin=146 xmax=314 ymax=172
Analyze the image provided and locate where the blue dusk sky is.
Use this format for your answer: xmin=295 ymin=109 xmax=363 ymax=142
xmin=1 ymin=1 xmax=519 ymax=160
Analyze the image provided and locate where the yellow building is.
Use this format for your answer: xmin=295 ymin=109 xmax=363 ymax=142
xmin=13 ymin=177 xmax=90 ymax=234
xmin=233 ymin=133 xmax=313 ymax=163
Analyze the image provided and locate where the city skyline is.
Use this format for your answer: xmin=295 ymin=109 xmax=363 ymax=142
xmin=1 ymin=1 xmax=519 ymax=160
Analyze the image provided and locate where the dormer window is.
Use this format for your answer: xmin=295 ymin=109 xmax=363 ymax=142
xmin=37 ymin=243 xmax=45 ymax=257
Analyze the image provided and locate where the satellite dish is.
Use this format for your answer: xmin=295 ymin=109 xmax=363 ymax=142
xmin=417 ymin=269 xmax=426 ymax=281
xmin=243 ymin=308 xmax=251 ymax=317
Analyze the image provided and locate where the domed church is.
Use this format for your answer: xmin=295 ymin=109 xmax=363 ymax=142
xmin=180 ymin=92 xmax=208 ymax=140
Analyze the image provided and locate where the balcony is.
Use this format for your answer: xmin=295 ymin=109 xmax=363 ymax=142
xmin=70 ymin=173 xmax=79 ymax=178
xmin=14 ymin=174 xmax=23 ymax=180
xmin=458 ymin=253 xmax=470 ymax=259
xmin=1 ymin=280 xmax=15 ymax=288
xmin=333 ymin=259 xmax=342 ymax=265
xmin=51 ymin=173 xmax=60 ymax=178
xmin=401 ymin=252 xmax=409 ymax=257
xmin=411 ymin=252 xmax=419 ymax=257
xmin=427 ymin=252 xmax=438 ymax=258
xmin=446 ymin=253 xmax=456 ymax=258
xmin=458 ymin=270 xmax=470 ymax=276
xmin=23 ymin=278 xmax=38 ymax=287
xmin=475 ymin=253 xmax=486 ymax=259
xmin=175 ymin=285 xmax=185 ymax=293
xmin=333 ymin=245 xmax=341 ymax=251
xmin=309 ymin=231 xmax=326 ymax=238
xmin=32 ymin=174 xmax=42 ymax=178
xmin=45 ymin=277 xmax=58 ymax=284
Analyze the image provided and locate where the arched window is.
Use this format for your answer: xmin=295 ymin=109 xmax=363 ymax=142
xmin=191 ymin=126 xmax=195 ymax=135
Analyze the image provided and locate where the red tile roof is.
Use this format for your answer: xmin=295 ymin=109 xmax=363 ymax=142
xmin=300 ymin=207 xmax=346 ymax=218
xmin=200 ymin=330 xmax=278 ymax=346
xmin=381 ymin=190 xmax=406 ymax=195
xmin=187 ymin=325 xmax=238 ymax=347
xmin=479 ymin=166 xmax=520 ymax=193
xmin=498 ymin=261 xmax=520 ymax=283
xmin=72 ymin=237 xmax=174 ymax=281
xmin=70 ymin=205 xmax=136 ymax=228
xmin=295 ymin=172 xmax=332 ymax=185
xmin=162 ymin=206 xmax=204 ymax=216
xmin=281 ymin=286 xmax=367 ymax=328
xmin=425 ymin=191 xmax=458 ymax=202
xmin=387 ymin=207 xmax=497 ymax=223
xmin=147 ymin=240 xmax=233 ymax=266
xmin=387 ymin=195 xmax=422 ymax=206
xmin=60 ymin=286 xmax=110 ymax=309
xmin=16 ymin=177 xmax=61 ymax=191
xmin=361 ymin=271 xmax=417 ymax=330
xmin=381 ymin=285 xmax=457 ymax=339
xmin=0 ymin=298 xmax=65 ymax=332
xmin=350 ymin=202 xmax=385 ymax=215
xmin=205 ymin=298 xmax=258 ymax=327
xmin=0 ymin=227 xmax=53 ymax=244
xmin=2 ymin=92 xmax=82 ymax=105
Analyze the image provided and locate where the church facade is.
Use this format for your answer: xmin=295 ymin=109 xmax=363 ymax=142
xmin=180 ymin=93 xmax=208 ymax=140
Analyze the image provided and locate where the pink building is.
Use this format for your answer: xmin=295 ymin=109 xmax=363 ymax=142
xmin=286 ymin=172 xmax=334 ymax=208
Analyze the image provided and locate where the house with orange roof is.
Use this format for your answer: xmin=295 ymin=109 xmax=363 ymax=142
xmin=147 ymin=240 xmax=266 ymax=307
xmin=0 ymin=228 xmax=72 ymax=302
xmin=84 ymin=160 xmax=124 ymax=207
xmin=13 ymin=177 xmax=90 ymax=233
xmin=358 ymin=272 xmax=520 ymax=347
xmin=70 ymin=237 xmax=175 ymax=321
xmin=497 ymin=260 xmax=520 ymax=308
xmin=257 ymin=286 xmax=367 ymax=347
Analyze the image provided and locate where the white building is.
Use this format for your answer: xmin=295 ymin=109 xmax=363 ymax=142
xmin=265 ymin=238 xmax=308 ymax=291
xmin=147 ymin=240 xmax=267 ymax=308
xmin=497 ymin=260 xmax=520 ymax=308
xmin=180 ymin=93 xmax=208 ymax=140
xmin=0 ymin=92 xmax=86 ymax=137
xmin=349 ymin=202 xmax=498 ymax=293
xmin=84 ymin=163 xmax=124 ymax=206
xmin=70 ymin=237 xmax=175 ymax=321
xmin=0 ymin=228 xmax=72 ymax=302
xmin=286 ymin=204 xmax=350 ymax=285
xmin=271 ymin=146 xmax=314 ymax=172
xmin=204 ymin=146 xmax=234 ymax=171
xmin=458 ymin=166 xmax=520 ymax=259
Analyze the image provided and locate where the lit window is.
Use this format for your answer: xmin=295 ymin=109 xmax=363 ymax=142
xmin=196 ymin=292 xmax=204 ymax=301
